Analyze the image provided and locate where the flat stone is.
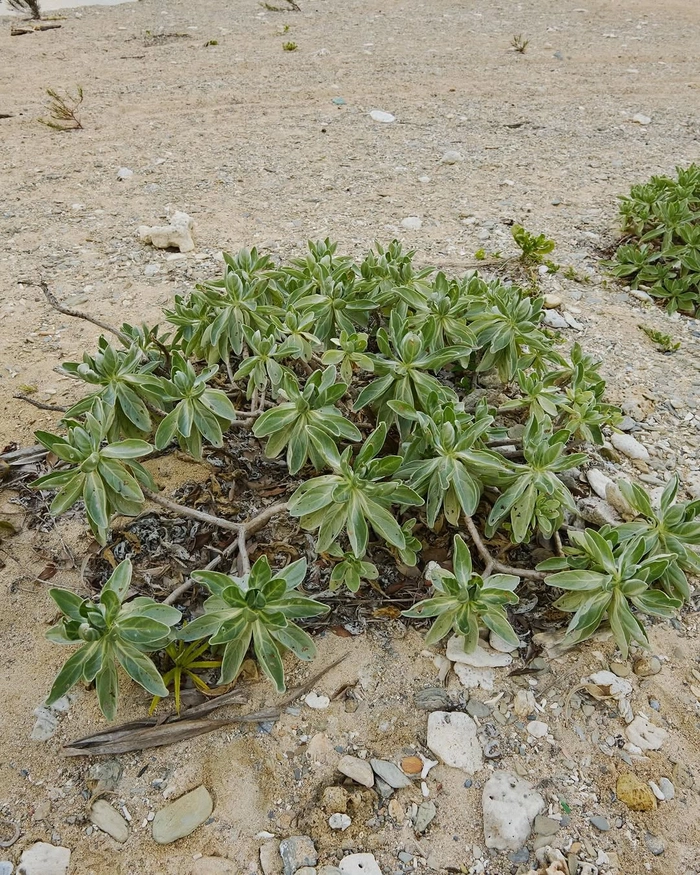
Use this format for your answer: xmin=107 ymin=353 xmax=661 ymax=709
xmin=587 ymin=469 xmax=614 ymax=500
xmin=526 ymin=721 xmax=548 ymax=739
xmin=649 ymin=781 xmax=665 ymax=801
xmin=542 ymin=310 xmax=568 ymax=329
xmin=90 ymin=799 xmax=129 ymax=843
xmin=513 ymin=689 xmax=536 ymax=718
xmin=337 ymin=755 xmax=374 ymax=788
xmin=632 ymin=113 xmax=652 ymax=125
xmin=625 ymin=714 xmax=668 ymax=751
xmin=415 ymin=687 xmax=452 ymax=711
xmin=446 ymin=636 xmax=512 ymax=667
xmin=280 ymin=836 xmax=317 ymax=875
xmin=509 ymin=848 xmax=529 ymax=864
xmin=87 ymin=760 xmax=123 ymax=792
xmin=151 ymin=785 xmax=213 ymax=845
xmin=369 ymin=110 xmax=395 ymax=123
xmin=489 ymin=631 xmax=518 ymax=653
xmin=616 ymin=773 xmax=657 ymax=811
xmin=454 ymin=663 xmax=495 ymax=690
xmin=339 ymin=855 xmax=382 ymax=875
xmin=304 ymin=692 xmax=330 ymax=710
xmin=414 ymin=800 xmax=437 ymax=834
xmin=370 ymin=759 xmax=411 ymax=788
xmin=0 ymin=863 xmax=13 ymax=875
xmin=644 ymin=832 xmax=665 ymax=855
xmin=318 ymin=869 xmax=343 ymax=875
xmin=17 ymin=843 xmax=70 ymax=875
xmin=260 ymin=840 xmax=283 ymax=875
xmin=611 ymin=433 xmax=650 ymax=461
xmin=466 ymin=700 xmax=491 ymax=719
xmin=590 ymin=816 xmax=610 ymax=832
xmin=30 ymin=707 xmax=58 ymax=741
xmin=534 ymin=815 xmax=560 ymax=837
xmin=427 ymin=711 xmax=483 ymax=774
xmin=610 ymin=662 xmax=632 ymax=678
xmin=658 ymin=777 xmax=675 ymax=800
xmin=328 ymin=813 xmax=351 ymax=831
xmin=482 ymin=772 xmax=544 ymax=851
xmin=401 ymin=756 xmax=422 ymax=776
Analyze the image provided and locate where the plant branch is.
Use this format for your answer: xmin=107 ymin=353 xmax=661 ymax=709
xmin=37 ymin=281 xmax=130 ymax=345
xmin=14 ymin=394 xmax=67 ymax=413
xmin=462 ymin=515 xmax=546 ymax=580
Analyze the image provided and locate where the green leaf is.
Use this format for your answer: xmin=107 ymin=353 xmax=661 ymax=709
xmin=46 ymin=645 xmax=89 ymax=704
xmin=252 ymin=622 xmax=286 ymax=692
xmin=95 ymin=657 xmax=119 ymax=721
xmin=115 ymin=640 xmax=169 ymax=697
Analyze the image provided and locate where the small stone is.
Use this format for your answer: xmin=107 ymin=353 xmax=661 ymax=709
xmin=401 ymin=216 xmax=422 ymax=231
xmin=414 ymin=800 xmax=437 ymax=834
xmin=616 ymin=773 xmax=658 ymax=811
xmin=369 ymin=110 xmax=395 ymax=123
xmin=658 ymin=777 xmax=675 ymax=800
xmin=446 ymin=637 xmax=512 ymax=667
xmin=401 ymin=756 xmax=422 ymax=776
xmin=454 ymin=663 xmax=495 ymax=690
xmin=318 ymin=869 xmax=343 ymax=875
xmin=427 ymin=711 xmax=483 ymax=774
xmin=632 ymin=113 xmax=652 ymax=125
xmin=138 ymin=211 xmax=195 ymax=253
xmin=611 ymin=433 xmax=650 ymax=461
xmin=328 ymin=813 xmax=351 ymax=831
xmin=87 ymin=760 xmax=122 ymax=792
xmin=509 ymin=849 xmax=529 ymax=864
xmin=388 ymin=798 xmax=405 ymax=821
xmin=542 ymin=294 xmax=562 ymax=309
xmin=143 ymin=264 xmax=159 ymax=277
xmin=415 ymin=687 xmax=452 ymax=711
xmin=260 ymin=841 xmax=283 ymax=875
xmin=542 ymin=310 xmax=568 ymax=329
xmin=644 ymin=832 xmax=665 ymax=856
xmin=625 ymin=714 xmax=668 ymax=751
xmin=338 ymin=854 xmax=382 ymax=875
xmin=513 ymin=690 xmax=536 ymax=718
xmin=534 ymin=816 xmax=560 ymax=837
xmin=321 ymin=786 xmax=348 ymax=814
xmin=30 ymin=707 xmax=58 ymax=741
xmin=589 ymin=816 xmax=610 ymax=832
xmin=397 ymin=852 xmax=413 ymax=864
xmin=32 ymin=801 xmax=51 ymax=822
xmin=526 ymin=721 xmax=548 ymax=739
xmin=337 ymin=755 xmax=374 ymax=788
xmin=633 ymin=655 xmax=661 ymax=677
xmin=295 ymin=869 xmax=316 ymax=875
xmin=441 ymin=150 xmax=464 ymax=164
xmin=17 ymin=843 xmax=70 ymax=875
xmin=370 ymin=759 xmax=411 ymax=788
xmin=151 ymin=785 xmax=213 ymax=844
xmin=0 ymin=863 xmax=12 ymax=875
xmin=482 ymin=771 xmax=544 ymax=851
xmin=587 ymin=469 xmax=614 ymax=500
xmin=489 ymin=630 xmax=518 ymax=653
xmin=466 ymin=700 xmax=491 ymax=719
xmin=279 ymin=837 xmax=317 ymax=875
xmin=649 ymin=781 xmax=665 ymax=801
xmin=373 ymin=775 xmax=393 ymax=799
xmin=117 ymin=167 xmax=134 ymax=180
xmin=610 ymin=662 xmax=632 ymax=678
xmin=89 ymin=799 xmax=129 ymax=843
xmin=304 ymin=692 xmax=330 ymax=710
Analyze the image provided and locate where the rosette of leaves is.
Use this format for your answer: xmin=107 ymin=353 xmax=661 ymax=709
xmin=403 ymin=534 xmax=519 ymax=652
xmin=539 ymin=528 xmax=681 ymax=658
xmin=614 ymin=475 xmax=700 ymax=601
xmin=485 ymin=415 xmax=587 ymax=543
xmin=119 ymin=321 xmax=173 ymax=364
xmin=252 ymin=367 xmax=361 ymax=475
xmin=649 ymin=277 xmax=698 ymax=315
xmin=499 ymin=370 xmax=566 ymax=421
xmin=467 ymin=282 xmax=548 ymax=382
xmin=269 ymin=309 xmax=321 ymax=361
xmin=326 ymin=542 xmax=379 ymax=592
xmin=149 ymin=637 xmax=222 ymax=714
xmin=356 ymin=240 xmax=434 ymax=310
xmin=60 ymin=339 xmax=165 ymax=440
xmin=155 ymin=353 xmax=237 ymax=459
xmin=392 ymin=396 xmax=511 ymax=528
xmin=354 ymin=311 xmax=468 ymax=437
xmin=288 ymin=423 xmax=424 ymax=557
xmin=401 ymin=272 xmax=478 ymax=351
xmin=232 ymin=328 xmax=297 ymax=400
xmin=180 ymin=556 xmax=329 ymax=692
xmin=45 ymin=559 xmax=181 ymax=720
xmin=32 ymin=401 xmax=155 ymax=544
xmin=321 ymin=330 xmax=374 ymax=384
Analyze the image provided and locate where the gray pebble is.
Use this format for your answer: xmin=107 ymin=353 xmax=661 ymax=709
xmin=370 ymin=759 xmax=411 ymax=789
xmin=413 ymin=801 xmax=436 ymax=834
xmin=397 ymin=852 xmax=413 ymax=864
xmin=0 ymin=864 xmax=13 ymax=875
xmin=414 ymin=688 xmax=452 ymax=712
xmin=534 ymin=815 xmax=560 ymax=837
xmin=644 ymin=832 xmax=665 ymax=856
xmin=466 ymin=700 xmax=491 ymax=719
xmin=509 ymin=848 xmax=529 ymax=863
xmin=659 ymin=777 xmax=675 ymax=800
xmin=280 ymin=837 xmax=318 ymax=875
xmin=590 ymin=815 xmax=610 ymax=831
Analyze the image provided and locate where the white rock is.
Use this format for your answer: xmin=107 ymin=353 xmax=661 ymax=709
xmin=304 ymin=692 xmax=330 ymax=710
xmin=90 ymin=799 xmax=129 ymax=843
xmin=542 ymin=310 xmax=568 ymax=329
xmin=632 ymin=113 xmax=651 ymax=125
xmin=587 ymin=469 xmax=614 ymax=500
xmin=563 ymin=312 xmax=584 ymax=330
xmin=649 ymin=781 xmax=665 ymax=801
xmin=658 ymin=777 xmax=675 ymax=800
xmin=441 ymin=150 xmax=464 ymax=164
xmin=588 ymin=670 xmax=633 ymax=699
xmin=611 ymin=433 xmax=650 ymax=461
xmin=369 ymin=110 xmax=395 ymax=123
xmin=18 ymin=842 xmax=70 ymax=875
xmin=454 ymin=663 xmax=495 ymax=691
xmin=337 ymin=755 xmax=374 ymax=788
xmin=526 ymin=721 xmax=548 ymax=739
xmin=339 ymin=854 xmax=382 ymax=875
xmin=513 ymin=690 xmax=536 ymax=718
xmin=117 ymin=167 xmax=134 ymax=180
xmin=482 ymin=772 xmax=544 ymax=851
xmin=401 ymin=216 xmax=422 ymax=231
xmin=328 ymin=813 xmax=351 ymax=831
xmin=446 ymin=637 xmax=512 ymax=668
xmin=625 ymin=714 xmax=668 ymax=751
xmin=426 ymin=711 xmax=483 ymax=774
xmin=138 ymin=211 xmax=195 ymax=253
xmin=489 ymin=630 xmax=518 ymax=653
xmin=542 ymin=294 xmax=562 ymax=309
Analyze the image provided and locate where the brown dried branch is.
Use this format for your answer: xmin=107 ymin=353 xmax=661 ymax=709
xmin=462 ymin=514 xmax=546 ymax=580
xmin=13 ymin=394 xmax=67 ymax=413
xmin=37 ymin=281 xmax=129 ymax=344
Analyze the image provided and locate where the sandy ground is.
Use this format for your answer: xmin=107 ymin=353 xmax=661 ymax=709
xmin=1 ymin=0 xmax=700 ymax=873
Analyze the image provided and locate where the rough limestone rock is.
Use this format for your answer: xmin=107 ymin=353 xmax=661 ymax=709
xmin=446 ymin=636 xmax=512 ymax=667
xmin=18 ymin=842 xmax=71 ymax=875
xmin=453 ymin=663 xmax=495 ymax=691
xmin=616 ymin=773 xmax=657 ymax=811
xmin=339 ymin=854 xmax=382 ymax=875
xmin=152 ymin=785 xmax=213 ymax=844
xmin=482 ymin=771 xmax=545 ymax=850
xmin=427 ymin=711 xmax=483 ymax=774
xmin=625 ymin=714 xmax=668 ymax=751
xmin=279 ymin=836 xmax=317 ymax=875
xmin=138 ymin=211 xmax=195 ymax=252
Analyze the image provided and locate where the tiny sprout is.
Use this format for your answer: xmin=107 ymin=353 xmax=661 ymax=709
xmin=638 ymin=325 xmax=680 ymax=353
xmin=511 ymin=34 xmax=529 ymax=54
xmin=282 ymin=41 xmax=298 ymax=51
